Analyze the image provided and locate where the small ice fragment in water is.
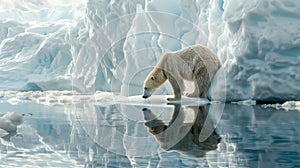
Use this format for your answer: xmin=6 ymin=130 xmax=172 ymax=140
xmin=282 ymin=101 xmax=300 ymax=111
xmin=0 ymin=112 xmax=23 ymax=133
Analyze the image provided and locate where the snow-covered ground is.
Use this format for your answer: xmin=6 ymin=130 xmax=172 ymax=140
xmin=0 ymin=0 xmax=299 ymax=102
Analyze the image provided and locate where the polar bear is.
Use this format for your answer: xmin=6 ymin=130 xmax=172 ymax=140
xmin=142 ymin=45 xmax=221 ymax=100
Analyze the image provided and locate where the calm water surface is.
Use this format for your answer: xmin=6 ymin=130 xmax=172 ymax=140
xmin=0 ymin=100 xmax=300 ymax=168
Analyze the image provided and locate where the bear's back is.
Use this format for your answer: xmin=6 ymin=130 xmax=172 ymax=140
xmin=172 ymin=45 xmax=221 ymax=69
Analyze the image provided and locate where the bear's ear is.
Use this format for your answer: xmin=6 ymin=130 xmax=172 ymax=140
xmin=151 ymin=76 xmax=155 ymax=80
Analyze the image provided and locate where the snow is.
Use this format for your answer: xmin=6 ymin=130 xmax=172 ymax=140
xmin=0 ymin=90 xmax=210 ymax=108
xmin=262 ymin=101 xmax=300 ymax=111
xmin=0 ymin=0 xmax=300 ymax=102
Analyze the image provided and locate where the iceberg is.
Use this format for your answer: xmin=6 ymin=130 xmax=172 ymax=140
xmin=0 ymin=0 xmax=299 ymax=102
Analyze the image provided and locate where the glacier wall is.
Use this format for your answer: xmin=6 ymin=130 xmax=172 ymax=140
xmin=0 ymin=2 xmax=85 ymax=91
xmin=219 ymin=0 xmax=300 ymax=101
xmin=0 ymin=0 xmax=300 ymax=101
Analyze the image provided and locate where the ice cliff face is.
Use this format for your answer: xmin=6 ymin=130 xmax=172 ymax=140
xmin=0 ymin=2 xmax=85 ymax=91
xmin=0 ymin=0 xmax=300 ymax=102
xmin=219 ymin=0 xmax=300 ymax=101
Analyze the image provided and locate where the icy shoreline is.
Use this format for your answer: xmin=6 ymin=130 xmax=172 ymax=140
xmin=0 ymin=91 xmax=299 ymax=112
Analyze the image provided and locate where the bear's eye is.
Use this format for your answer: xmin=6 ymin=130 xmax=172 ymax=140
xmin=151 ymin=76 xmax=155 ymax=80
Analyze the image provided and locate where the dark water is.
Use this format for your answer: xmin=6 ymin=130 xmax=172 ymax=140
xmin=0 ymin=101 xmax=300 ymax=168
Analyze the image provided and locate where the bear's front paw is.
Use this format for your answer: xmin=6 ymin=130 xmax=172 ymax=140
xmin=167 ymin=97 xmax=181 ymax=101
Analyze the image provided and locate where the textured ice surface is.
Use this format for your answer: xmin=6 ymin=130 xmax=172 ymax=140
xmin=0 ymin=0 xmax=300 ymax=102
xmin=218 ymin=0 xmax=300 ymax=101
xmin=0 ymin=2 xmax=85 ymax=91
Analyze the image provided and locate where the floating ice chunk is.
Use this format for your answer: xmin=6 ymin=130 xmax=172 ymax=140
xmin=7 ymin=97 xmax=22 ymax=105
xmin=262 ymin=101 xmax=300 ymax=111
xmin=0 ymin=112 xmax=23 ymax=133
xmin=282 ymin=101 xmax=300 ymax=111
xmin=0 ymin=128 xmax=9 ymax=137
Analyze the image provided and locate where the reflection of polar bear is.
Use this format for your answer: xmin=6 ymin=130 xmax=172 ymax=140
xmin=142 ymin=105 xmax=221 ymax=157
xmin=142 ymin=45 xmax=221 ymax=100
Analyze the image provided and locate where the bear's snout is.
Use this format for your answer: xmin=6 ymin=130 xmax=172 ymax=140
xmin=142 ymin=88 xmax=151 ymax=99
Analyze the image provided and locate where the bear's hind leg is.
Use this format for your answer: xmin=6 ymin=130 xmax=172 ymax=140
xmin=197 ymin=80 xmax=209 ymax=98
xmin=185 ymin=80 xmax=208 ymax=98
xmin=185 ymin=80 xmax=200 ymax=97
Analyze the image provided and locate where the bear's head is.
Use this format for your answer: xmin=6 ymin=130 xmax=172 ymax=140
xmin=142 ymin=68 xmax=167 ymax=99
